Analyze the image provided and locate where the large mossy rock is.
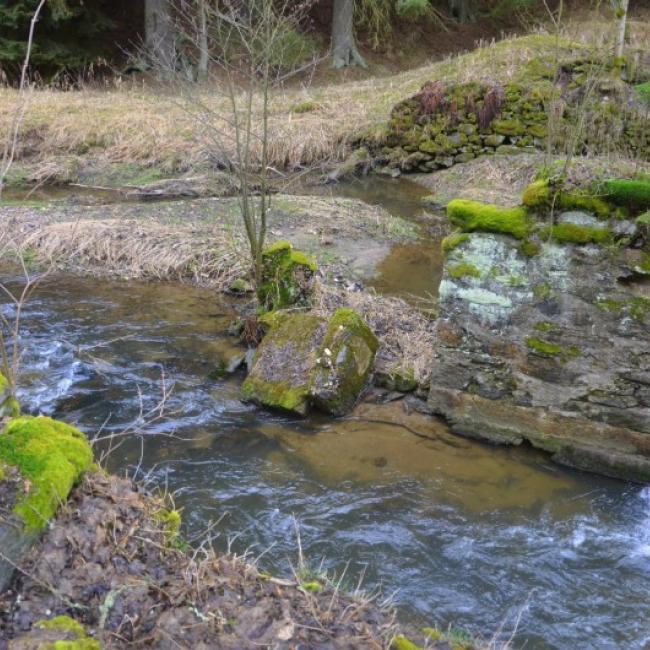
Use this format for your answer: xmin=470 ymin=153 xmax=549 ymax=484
xmin=0 ymin=416 xmax=94 ymax=592
xmin=258 ymin=241 xmax=317 ymax=312
xmin=428 ymin=180 xmax=650 ymax=482
xmin=241 ymin=309 xmax=379 ymax=416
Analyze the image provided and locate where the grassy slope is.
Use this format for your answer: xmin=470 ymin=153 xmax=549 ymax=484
xmin=0 ymin=14 xmax=648 ymax=182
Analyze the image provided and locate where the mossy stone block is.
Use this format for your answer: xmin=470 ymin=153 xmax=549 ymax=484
xmin=242 ymin=309 xmax=378 ymax=416
xmin=258 ymin=241 xmax=317 ymax=312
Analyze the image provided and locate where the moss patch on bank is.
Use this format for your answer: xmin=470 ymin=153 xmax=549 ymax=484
xmin=447 ymin=199 xmax=530 ymax=239
xmin=0 ymin=416 xmax=94 ymax=529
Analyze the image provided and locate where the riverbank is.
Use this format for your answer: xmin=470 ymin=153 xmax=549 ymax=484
xmin=1 ymin=468 xmax=399 ymax=648
xmin=2 ymin=12 xmax=649 ymax=188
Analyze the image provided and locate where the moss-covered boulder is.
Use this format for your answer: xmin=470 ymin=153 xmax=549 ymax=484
xmin=242 ymin=309 xmax=379 ymax=416
xmin=257 ymin=241 xmax=317 ymax=312
xmin=0 ymin=416 xmax=94 ymax=592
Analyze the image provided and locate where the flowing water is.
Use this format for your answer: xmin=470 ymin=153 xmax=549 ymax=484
xmin=4 ymin=274 xmax=650 ymax=650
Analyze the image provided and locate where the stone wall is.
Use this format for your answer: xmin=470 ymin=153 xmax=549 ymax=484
xmin=364 ymin=62 xmax=650 ymax=174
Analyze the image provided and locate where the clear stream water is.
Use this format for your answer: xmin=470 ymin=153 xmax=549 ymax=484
xmin=2 ymin=180 xmax=650 ymax=649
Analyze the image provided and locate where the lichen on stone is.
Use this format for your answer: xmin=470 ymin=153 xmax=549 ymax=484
xmin=0 ymin=416 xmax=94 ymax=529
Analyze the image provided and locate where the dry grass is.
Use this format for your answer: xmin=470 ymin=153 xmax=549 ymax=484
xmin=314 ymin=280 xmax=435 ymax=385
xmin=8 ymin=218 xmax=247 ymax=289
xmin=2 ymin=13 xmax=648 ymax=177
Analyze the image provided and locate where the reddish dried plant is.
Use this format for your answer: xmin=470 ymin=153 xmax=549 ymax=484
xmin=476 ymin=86 xmax=505 ymax=130
xmin=417 ymin=81 xmax=448 ymax=116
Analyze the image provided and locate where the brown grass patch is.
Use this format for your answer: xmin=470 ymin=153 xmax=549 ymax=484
xmin=12 ymin=219 xmax=247 ymax=289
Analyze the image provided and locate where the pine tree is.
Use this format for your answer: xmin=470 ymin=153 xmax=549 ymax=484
xmin=0 ymin=0 xmax=119 ymax=81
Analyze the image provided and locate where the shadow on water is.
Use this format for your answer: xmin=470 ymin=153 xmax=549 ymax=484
xmin=3 ymin=272 xmax=650 ymax=650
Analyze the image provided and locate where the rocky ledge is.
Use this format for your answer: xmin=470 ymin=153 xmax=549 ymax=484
xmin=427 ymin=178 xmax=650 ymax=482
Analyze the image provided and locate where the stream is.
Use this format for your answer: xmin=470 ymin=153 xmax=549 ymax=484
xmin=2 ymin=179 xmax=650 ymax=649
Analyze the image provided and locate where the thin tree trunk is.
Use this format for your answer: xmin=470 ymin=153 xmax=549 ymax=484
xmin=448 ymin=0 xmax=476 ymax=23
xmin=615 ymin=0 xmax=629 ymax=60
xmin=197 ymin=0 xmax=209 ymax=81
xmin=145 ymin=0 xmax=176 ymax=72
xmin=331 ymin=0 xmax=366 ymax=69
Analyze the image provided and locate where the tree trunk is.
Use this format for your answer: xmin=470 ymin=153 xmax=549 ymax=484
xmin=145 ymin=0 xmax=176 ymax=72
xmin=614 ymin=0 xmax=629 ymax=60
xmin=197 ymin=0 xmax=209 ymax=81
xmin=331 ymin=0 xmax=366 ymax=69
xmin=448 ymin=0 xmax=476 ymax=23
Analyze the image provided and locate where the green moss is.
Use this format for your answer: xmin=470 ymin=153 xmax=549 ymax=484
xmin=533 ymin=282 xmax=552 ymax=300
xmin=636 ymin=81 xmax=650 ymax=107
xmin=636 ymin=211 xmax=650 ymax=227
xmin=392 ymin=636 xmax=424 ymax=650
xmin=243 ymin=308 xmax=377 ymax=416
xmin=522 ymin=180 xmax=610 ymax=218
xmin=0 ymin=416 xmax=94 ymax=530
xmin=300 ymin=581 xmax=323 ymax=592
xmin=596 ymin=299 xmax=624 ymax=313
xmin=258 ymin=240 xmax=317 ymax=312
xmin=0 ymin=371 xmax=20 ymax=418
xmin=526 ymin=337 xmax=562 ymax=355
xmin=35 ymin=616 xmax=100 ymax=650
xmin=534 ymin=321 xmax=560 ymax=332
xmin=519 ymin=240 xmax=541 ymax=257
xmin=241 ymin=375 xmax=309 ymax=413
xmin=492 ymin=118 xmax=526 ymax=136
xmin=630 ymin=297 xmax=650 ymax=322
xmin=153 ymin=507 xmax=182 ymax=543
xmin=508 ymin=274 xmax=526 ymax=286
xmin=447 ymin=199 xmax=530 ymax=239
xmin=543 ymin=223 xmax=611 ymax=245
xmin=441 ymin=232 xmax=469 ymax=254
xmin=526 ymin=337 xmax=579 ymax=358
xmin=448 ymin=262 xmax=481 ymax=280
xmin=291 ymin=100 xmax=320 ymax=114
xmin=601 ymin=179 xmax=650 ymax=210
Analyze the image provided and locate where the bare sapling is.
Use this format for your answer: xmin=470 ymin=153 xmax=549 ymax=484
xmin=0 ymin=0 xmax=47 ymax=199
xmin=152 ymin=0 xmax=318 ymax=292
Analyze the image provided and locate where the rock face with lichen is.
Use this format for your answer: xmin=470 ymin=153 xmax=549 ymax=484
xmin=242 ymin=309 xmax=379 ymax=416
xmin=428 ymin=179 xmax=650 ymax=482
xmin=0 ymin=415 xmax=94 ymax=592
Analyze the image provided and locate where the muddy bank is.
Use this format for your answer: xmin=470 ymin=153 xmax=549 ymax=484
xmin=0 ymin=470 xmax=399 ymax=649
